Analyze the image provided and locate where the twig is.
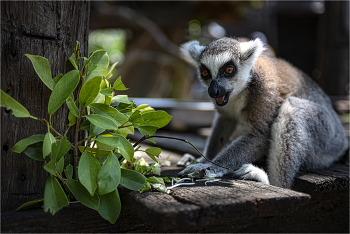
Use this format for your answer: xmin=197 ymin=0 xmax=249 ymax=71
xmin=94 ymin=2 xmax=187 ymax=62
xmin=74 ymin=106 xmax=84 ymax=181
xmin=77 ymin=137 xmax=90 ymax=146
xmin=38 ymin=119 xmax=64 ymax=138
xmin=133 ymin=134 xmax=230 ymax=170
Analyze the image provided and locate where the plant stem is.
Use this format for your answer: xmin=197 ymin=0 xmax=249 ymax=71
xmin=118 ymin=124 xmax=133 ymax=129
xmin=83 ymin=135 xmax=92 ymax=152
xmin=38 ymin=119 xmax=63 ymax=138
xmin=133 ymin=134 xmax=230 ymax=170
xmin=55 ymin=171 xmax=66 ymax=186
xmin=74 ymin=105 xmax=84 ymax=180
xmin=77 ymin=136 xmax=90 ymax=146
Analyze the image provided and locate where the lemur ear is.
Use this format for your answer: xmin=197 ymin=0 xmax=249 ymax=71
xmin=180 ymin=40 xmax=205 ymax=64
xmin=239 ymin=38 xmax=265 ymax=65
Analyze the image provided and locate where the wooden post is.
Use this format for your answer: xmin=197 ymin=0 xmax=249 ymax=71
xmin=1 ymin=1 xmax=90 ymax=211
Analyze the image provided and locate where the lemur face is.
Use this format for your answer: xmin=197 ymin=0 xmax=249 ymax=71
xmin=181 ymin=37 xmax=264 ymax=107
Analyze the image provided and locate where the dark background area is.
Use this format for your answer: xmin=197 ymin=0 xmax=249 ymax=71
xmin=90 ymin=1 xmax=349 ymax=99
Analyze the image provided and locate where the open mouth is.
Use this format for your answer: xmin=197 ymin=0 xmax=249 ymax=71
xmin=215 ymin=92 xmax=231 ymax=106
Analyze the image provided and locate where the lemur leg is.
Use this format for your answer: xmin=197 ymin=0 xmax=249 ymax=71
xmin=179 ymin=128 xmax=269 ymax=177
xmin=198 ymin=113 xmax=237 ymax=163
xmin=268 ymin=97 xmax=348 ymax=188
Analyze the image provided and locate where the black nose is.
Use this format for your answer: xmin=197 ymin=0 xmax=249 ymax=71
xmin=208 ymin=80 xmax=226 ymax=98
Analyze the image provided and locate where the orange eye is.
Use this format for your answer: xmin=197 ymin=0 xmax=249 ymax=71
xmin=225 ymin=66 xmax=234 ymax=74
xmin=202 ymin=70 xmax=209 ymax=77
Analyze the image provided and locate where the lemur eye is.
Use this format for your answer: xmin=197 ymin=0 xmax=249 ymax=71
xmin=225 ymin=66 xmax=234 ymax=74
xmin=202 ymin=70 xmax=209 ymax=77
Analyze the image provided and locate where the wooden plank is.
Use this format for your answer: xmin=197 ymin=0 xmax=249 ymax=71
xmin=119 ymin=188 xmax=201 ymax=230
xmin=1 ymin=203 xmax=157 ymax=233
xmin=293 ymin=162 xmax=349 ymax=193
xmin=120 ymin=168 xmax=310 ymax=230
xmin=2 ymin=163 xmax=347 ymax=232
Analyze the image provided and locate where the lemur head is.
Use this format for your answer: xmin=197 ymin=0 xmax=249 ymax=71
xmin=181 ymin=37 xmax=265 ymax=106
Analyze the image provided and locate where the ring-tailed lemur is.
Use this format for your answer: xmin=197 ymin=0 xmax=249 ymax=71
xmin=179 ymin=37 xmax=348 ymax=188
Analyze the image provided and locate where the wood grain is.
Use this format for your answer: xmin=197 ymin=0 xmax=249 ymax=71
xmin=1 ymin=1 xmax=89 ymax=211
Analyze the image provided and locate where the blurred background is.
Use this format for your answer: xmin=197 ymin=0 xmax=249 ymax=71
xmin=89 ymin=1 xmax=349 ymax=144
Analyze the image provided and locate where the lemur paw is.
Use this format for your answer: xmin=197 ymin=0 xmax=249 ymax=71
xmin=178 ymin=163 xmax=209 ymax=176
xmin=234 ymin=164 xmax=270 ymax=185
xmin=178 ymin=163 xmax=228 ymax=177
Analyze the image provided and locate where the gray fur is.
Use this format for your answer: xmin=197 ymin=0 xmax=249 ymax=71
xmin=179 ymin=37 xmax=348 ymax=188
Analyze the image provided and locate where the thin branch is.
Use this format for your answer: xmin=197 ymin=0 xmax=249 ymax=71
xmin=94 ymin=2 xmax=189 ymax=63
xmin=133 ymin=134 xmax=230 ymax=170
xmin=38 ymin=119 xmax=63 ymax=138
xmin=77 ymin=137 xmax=90 ymax=146
xmin=74 ymin=106 xmax=84 ymax=181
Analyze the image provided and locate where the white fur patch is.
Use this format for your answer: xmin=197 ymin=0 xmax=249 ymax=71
xmin=240 ymin=38 xmax=265 ymax=65
xmin=180 ymin=41 xmax=205 ymax=65
xmin=201 ymin=52 xmax=232 ymax=78
xmin=234 ymin=164 xmax=270 ymax=185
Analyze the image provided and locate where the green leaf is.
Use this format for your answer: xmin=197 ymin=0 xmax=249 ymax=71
xmin=120 ymin=168 xmax=146 ymax=191
xmin=115 ymin=123 xmax=134 ymax=135
xmin=128 ymin=111 xmax=144 ymax=124
xmin=78 ymin=151 xmax=101 ymax=196
xmin=105 ymin=95 xmax=112 ymax=105
xmin=115 ymin=102 xmax=135 ymax=114
xmin=112 ymin=95 xmax=132 ymax=104
xmin=1 ymin=90 xmax=37 ymax=119
xmin=78 ymin=146 xmax=111 ymax=158
xmin=137 ymin=126 xmax=158 ymax=136
xmin=103 ymin=61 xmax=118 ymax=78
xmin=90 ymin=103 xmax=128 ymax=125
xmin=53 ymin=74 xmax=63 ymax=84
xmin=97 ymin=152 xmax=121 ymax=195
xmin=51 ymin=136 xmax=71 ymax=163
xmin=86 ymin=114 xmax=118 ymax=130
xmin=82 ymin=57 xmax=91 ymax=70
xmin=90 ymin=123 xmax=106 ymax=137
xmin=25 ymin=54 xmax=55 ymax=90
xmin=135 ymin=104 xmax=148 ymax=111
xmin=48 ymin=70 xmax=80 ymax=115
xmin=65 ymin=179 xmax=100 ymax=210
xmin=85 ymin=50 xmax=109 ymax=82
xmin=69 ymin=53 xmax=79 ymax=70
xmin=55 ymin=156 xmax=65 ymax=174
xmin=114 ymin=134 xmax=134 ymax=163
xmin=44 ymin=176 xmax=69 ymax=215
xmin=23 ymin=142 xmax=50 ymax=161
xmin=79 ymin=76 xmax=102 ymax=107
xmin=44 ymin=160 xmax=56 ymax=175
xmin=113 ymin=76 xmax=128 ymax=91
xmin=93 ymin=92 xmax=105 ymax=104
xmin=43 ymin=132 xmax=56 ymax=158
xmin=136 ymin=126 xmax=158 ymax=143
xmin=145 ymin=147 xmax=161 ymax=162
xmin=67 ymin=111 xmax=77 ymax=126
xmin=80 ymin=119 xmax=91 ymax=130
xmin=16 ymin=198 xmax=44 ymax=211
xmin=146 ymin=176 xmax=165 ymax=185
xmin=100 ymin=87 xmax=114 ymax=96
xmin=140 ymin=181 xmax=151 ymax=193
xmin=64 ymin=164 xmax=73 ymax=180
xmin=96 ymin=138 xmax=114 ymax=151
xmin=11 ymin=134 xmax=45 ymax=153
xmin=98 ymin=189 xmax=121 ymax=224
xmin=66 ymin=96 xmax=79 ymax=117
xmin=141 ymin=110 xmax=172 ymax=128
xmin=95 ymin=137 xmax=119 ymax=148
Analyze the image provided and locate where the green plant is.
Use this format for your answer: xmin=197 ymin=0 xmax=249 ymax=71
xmin=1 ymin=42 xmax=172 ymax=224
